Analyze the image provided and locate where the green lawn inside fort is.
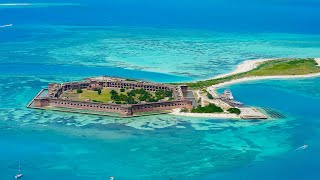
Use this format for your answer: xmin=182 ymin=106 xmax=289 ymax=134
xmin=60 ymin=88 xmax=173 ymax=104
xmin=179 ymin=58 xmax=320 ymax=89
xmin=60 ymin=88 xmax=113 ymax=103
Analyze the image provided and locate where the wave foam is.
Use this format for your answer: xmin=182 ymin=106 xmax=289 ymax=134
xmin=0 ymin=3 xmax=32 ymax=6
xmin=0 ymin=3 xmax=80 ymax=8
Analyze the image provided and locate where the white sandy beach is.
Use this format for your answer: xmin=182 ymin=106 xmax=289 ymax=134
xmin=173 ymin=58 xmax=320 ymax=119
xmin=315 ymin=58 xmax=320 ymax=66
xmin=211 ymin=72 xmax=320 ymax=88
xmin=211 ymin=58 xmax=320 ymax=88
xmin=170 ymin=109 xmax=240 ymax=119
xmin=213 ymin=58 xmax=274 ymax=79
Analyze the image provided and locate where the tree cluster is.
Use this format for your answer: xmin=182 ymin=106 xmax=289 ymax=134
xmin=155 ymin=89 xmax=173 ymax=99
xmin=76 ymin=89 xmax=83 ymax=94
xmin=191 ymin=104 xmax=223 ymax=113
xmin=94 ymin=88 xmax=102 ymax=95
xmin=110 ymin=90 xmax=137 ymax=104
xmin=227 ymin=108 xmax=241 ymax=115
xmin=207 ymin=93 xmax=214 ymax=99
xmin=180 ymin=108 xmax=190 ymax=113
xmin=110 ymin=89 xmax=173 ymax=104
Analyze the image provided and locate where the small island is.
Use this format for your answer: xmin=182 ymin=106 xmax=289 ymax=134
xmin=28 ymin=58 xmax=320 ymax=119
xmin=178 ymin=58 xmax=320 ymax=88
xmin=29 ymin=76 xmax=192 ymax=117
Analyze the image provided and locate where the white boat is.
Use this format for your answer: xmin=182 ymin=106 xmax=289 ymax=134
xmin=0 ymin=24 xmax=13 ymax=28
xmin=15 ymin=163 xmax=23 ymax=179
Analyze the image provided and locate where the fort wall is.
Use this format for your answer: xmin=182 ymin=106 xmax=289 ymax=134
xmin=131 ymin=100 xmax=192 ymax=113
xmin=49 ymin=99 xmax=129 ymax=116
xmin=33 ymin=77 xmax=192 ymax=117
xmin=46 ymin=99 xmax=192 ymax=116
xmin=34 ymin=98 xmax=50 ymax=107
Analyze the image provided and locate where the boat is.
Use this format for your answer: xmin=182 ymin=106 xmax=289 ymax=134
xmin=0 ymin=24 xmax=13 ymax=28
xmin=15 ymin=162 xmax=23 ymax=179
xmin=295 ymin=144 xmax=308 ymax=151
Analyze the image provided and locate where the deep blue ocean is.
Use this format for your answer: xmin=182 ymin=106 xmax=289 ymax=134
xmin=1 ymin=0 xmax=320 ymax=179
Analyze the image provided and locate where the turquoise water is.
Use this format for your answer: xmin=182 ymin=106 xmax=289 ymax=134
xmin=1 ymin=0 xmax=320 ymax=179
xmin=2 ymin=25 xmax=320 ymax=78
xmin=1 ymin=76 xmax=320 ymax=179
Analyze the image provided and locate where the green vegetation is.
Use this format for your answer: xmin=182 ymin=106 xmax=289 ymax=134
xmin=207 ymin=93 xmax=214 ymax=99
xmin=75 ymin=89 xmax=111 ymax=102
xmin=180 ymin=108 xmax=190 ymax=113
xmin=176 ymin=58 xmax=320 ymax=89
xmin=94 ymin=88 xmax=102 ymax=95
xmin=155 ymin=89 xmax=173 ymax=99
xmin=191 ymin=104 xmax=223 ymax=113
xmin=110 ymin=88 xmax=173 ymax=104
xmin=111 ymin=90 xmax=137 ymax=104
xmin=61 ymin=87 xmax=174 ymax=105
xmin=227 ymin=108 xmax=241 ymax=115
xmin=76 ymin=89 xmax=83 ymax=94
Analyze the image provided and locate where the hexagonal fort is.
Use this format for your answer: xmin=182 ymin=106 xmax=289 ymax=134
xmin=31 ymin=77 xmax=193 ymax=117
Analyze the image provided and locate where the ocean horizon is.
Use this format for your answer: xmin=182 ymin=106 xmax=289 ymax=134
xmin=1 ymin=0 xmax=320 ymax=179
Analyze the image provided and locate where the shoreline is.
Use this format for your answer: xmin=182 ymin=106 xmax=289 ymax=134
xmin=169 ymin=109 xmax=240 ymax=119
xmin=210 ymin=58 xmax=320 ymax=88
xmin=211 ymin=72 xmax=320 ymax=88
xmin=173 ymin=58 xmax=320 ymax=119
xmin=212 ymin=58 xmax=274 ymax=79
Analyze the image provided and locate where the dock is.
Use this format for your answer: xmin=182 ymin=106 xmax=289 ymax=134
xmin=261 ymin=107 xmax=286 ymax=119
xmin=239 ymin=107 xmax=268 ymax=119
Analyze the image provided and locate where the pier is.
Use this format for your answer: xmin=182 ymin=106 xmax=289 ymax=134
xmin=261 ymin=107 xmax=286 ymax=119
xmin=239 ymin=107 xmax=267 ymax=119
